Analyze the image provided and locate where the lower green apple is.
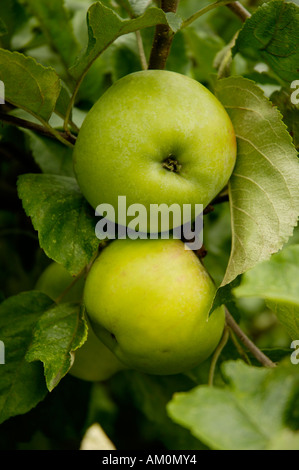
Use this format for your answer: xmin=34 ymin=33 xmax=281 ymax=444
xmin=69 ymin=317 xmax=126 ymax=382
xmin=35 ymin=261 xmax=85 ymax=303
xmin=84 ymin=239 xmax=225 ymax=375
xmin=35 ymin=261 xmax=125 ymax=381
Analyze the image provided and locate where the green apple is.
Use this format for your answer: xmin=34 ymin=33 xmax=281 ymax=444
xmin=69 ymin=317 xmax=126 ymax=382
xmin=73 ymin=70 xmax=236 ymax=233
xmin=35 ymin=262 xmax=125 ymax=381
xmin=84 ymin=239 xmax=225 ymax=375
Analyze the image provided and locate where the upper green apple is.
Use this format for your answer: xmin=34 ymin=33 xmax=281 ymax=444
xmin=35 ymin=261 xmax=125 ymax=382
xmin=73 ymin=70 xmax=236 ymax=233
xmin=84 ymin=238 xmax=225 ymax=375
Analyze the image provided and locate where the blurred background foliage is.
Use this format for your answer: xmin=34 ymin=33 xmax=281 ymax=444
xmin=0 ymin=0 xmax=298 ymax=450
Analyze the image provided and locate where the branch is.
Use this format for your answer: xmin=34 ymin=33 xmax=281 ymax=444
xmin=225 ymin=308 xmax=276 ymax=368
xmin=0 ymin=112 xmax=76 ymax=147
xmin=229 ymin=328 xmax=251 ymax=364
xmin=226 ymin=1 xmax=251 ymax=21
xmin=148 ymin=0 xmax=180 ymax=70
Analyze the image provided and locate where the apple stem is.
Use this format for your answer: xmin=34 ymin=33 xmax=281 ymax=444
xmin=135 ymin=31 xmax=148 ymax=70
xmin=148 ymin=0 xmax=180 ymax=70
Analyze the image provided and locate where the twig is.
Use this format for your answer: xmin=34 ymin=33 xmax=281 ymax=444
xmin=229 ymin=328 xmax=251 ymax=364
xmin=208 ymin=325 xmax=230 ymax=386
xmin=0 ymin=112 xmax=76 ymax=147
xmin=135 ymin=31 xmax=148 ymax=70
xmin=226 ymin=1 xmax=251 ymax=21
xmin=148 ymin=0 xmax=180 ymax=70
xmin=225 ymin=308 xmax=276 ymax=368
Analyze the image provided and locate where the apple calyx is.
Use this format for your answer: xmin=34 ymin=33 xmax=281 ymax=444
xmin=162 ymin=154 xmax=182 ymax=173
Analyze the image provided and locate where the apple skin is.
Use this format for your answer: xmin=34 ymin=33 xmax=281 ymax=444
xmin=35 ymin=262 xmax=126 ymax=382
xmin=84 ymin=239 xmax=225 ymax=375
xmin=73 ymin=70 xmax=236 ymax=233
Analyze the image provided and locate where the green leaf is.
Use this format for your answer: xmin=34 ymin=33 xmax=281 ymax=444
xmin=17 ymin=174 xmax=99 ymax=276
xmin=26 ymin=302 xmax=87 ymax=391
xmin=0 ymin=49 xmax=60 ymax=122
xmin=215 ymin=76 xmax=299 ymax=286
xmin=266 ymin=429 xmax=299 ymax=450
xmin=20 ymin=0 xmax=80 ymax=69
xmin=0 ymin=292 xmax=51 ymax=424
xmin=0 ymin=18 xmax=7 ymax=36
xmin=107 ymin=33 xmax=142 ymax=82
xmin=233 ymin=244 xmax=299 ymax=340
xmin=270 ymin=87 xmax=299 ymax=151
xmin=165 ymin=11 xmax=183 ymax=33
xmin=234 ymin=0 xmax=299 ymax=82
xmin=55 ymin=85 xmax=73 ymax=120
xmin=70 ymin=2 xmax=181 ymax=82
xmin=0 ymin=0 xmax=28 ymax=49
xmin=26 ymin=131 xmax=75 ymax=177
xmin=203 ymin=204 xmax=232 ymax=287
xmin=182 ymin=27 xmax=224 ymax=85
xmin=167 ymin=360 xmax=299 ymax=450
xmin=115 ymin=0 xmax=151 ymax=17
xmin=210 ymin=277 xmax=241 ymax=320
xmin=10 ymin=16 xmax=46 ymax=51
xmin=110 ymin=370 xmax=205 ymax=450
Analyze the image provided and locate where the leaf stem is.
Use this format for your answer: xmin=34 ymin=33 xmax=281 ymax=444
xmin=148 ymin=0 xmax=180 ymax=70
xmin=208 ymin=325 xmax=230 ymax=386
xmin=0 ymin=112 xmax=76 ymax=147
xmin=135 ymin=30 xmax=148 ymax=70
xmin=225 ymin=308 xmax=276 ymax=368
xmin=229 ymin=328 xmax=251 ymax=364
xmin=54 ymin=269 xmax=85 ymax=304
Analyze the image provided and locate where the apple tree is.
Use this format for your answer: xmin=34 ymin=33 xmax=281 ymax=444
xmin=0 ymin=0 xmax=299 ymax=451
